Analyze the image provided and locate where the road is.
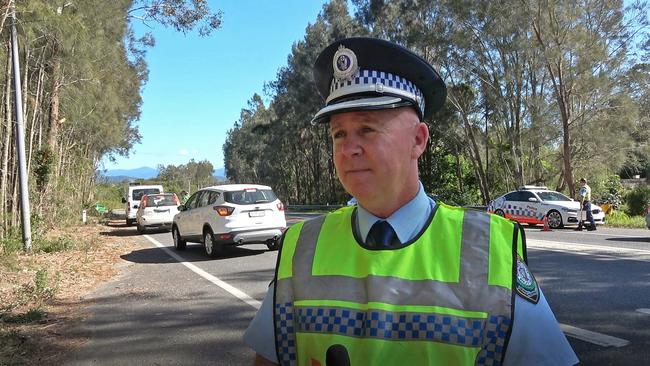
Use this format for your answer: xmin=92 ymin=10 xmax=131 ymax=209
xmin=64 ymin=214 xmax=650 ymax=365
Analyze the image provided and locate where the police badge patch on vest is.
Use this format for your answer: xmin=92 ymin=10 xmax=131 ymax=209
xmin=516 ymin=257 xmax=539 ymax=304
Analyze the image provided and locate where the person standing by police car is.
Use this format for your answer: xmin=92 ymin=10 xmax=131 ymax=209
xmin=243 ymin=37 xmax=578 ymax=366
xmin=575 ymin=178 xmax=596 ymax=231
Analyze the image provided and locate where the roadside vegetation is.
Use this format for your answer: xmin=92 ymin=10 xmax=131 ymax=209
xmin=0 ymin=216 xmax=133 ymax=365
xmin=0 ymin=1 xmax=223 ymax=364
xmin=223 ymin=0 xmax=649 ymax=211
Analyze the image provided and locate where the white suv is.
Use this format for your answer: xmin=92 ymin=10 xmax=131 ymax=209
xmin=171 ymin=184 xmax=286 ymax=257
xmin=488 ymin=186 xmax=606 ymax=229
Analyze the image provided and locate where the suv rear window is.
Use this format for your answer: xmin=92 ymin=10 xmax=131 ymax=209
xmin=133 ymin=188 xmax=161 ymax=201
xmin=224 ymin=189 xmax=277 ymax=205
xmin=144 ymin=194 xmax=177 ymax=208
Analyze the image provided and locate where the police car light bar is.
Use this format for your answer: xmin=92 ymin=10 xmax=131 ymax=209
xmin=518 ymin=185 xmax=548 ymax=190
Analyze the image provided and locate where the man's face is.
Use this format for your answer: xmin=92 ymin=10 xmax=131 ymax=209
xmin=329 ymin=108 xmax=428 ymax=209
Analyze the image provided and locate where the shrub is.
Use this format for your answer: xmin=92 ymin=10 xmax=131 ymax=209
xmin=606 ymin=210 xmax=646 ymax=228
xmin=624 ymin=186 xmax=650 ymax=216
xmin=34 ymin=236 xmax=74 ymax=253
xmin=1 ymin=308 xmax=45 ymax=324
xmin=595 ymin=175 xmax=624 ymax=209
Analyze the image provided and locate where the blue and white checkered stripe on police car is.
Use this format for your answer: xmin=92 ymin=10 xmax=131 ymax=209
xmin=504 ymin=204 xmax=545 ymax=220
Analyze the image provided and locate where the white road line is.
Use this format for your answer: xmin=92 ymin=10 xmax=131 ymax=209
xmin=559 ymin=323 xmax=630 ymax=347
xmin=636 ymin=309 xmax=650 ymax=315
xmin=527 ymin=239 xmax=650 ymax=262
xmin=565 ymin=231 xmax=648 ymax=238
xmin=143 ymin=235 xmax=262 ymax=310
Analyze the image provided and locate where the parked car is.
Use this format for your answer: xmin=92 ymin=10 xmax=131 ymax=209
xmin=136 ymin=193 xmax=180 ymax=233
xmin=171 ymin=184 xmax=287 ymax=257
xmin=487 ymin=186 xmax=606 ymax=229
xmin=645 ymin=201 xmax=650 ymax=230
xmin=122 ymin=183 xmax=164 ymax=226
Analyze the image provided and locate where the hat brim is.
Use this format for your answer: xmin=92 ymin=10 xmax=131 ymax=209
xmin=310 ymin=96 xmax=415 ymax=124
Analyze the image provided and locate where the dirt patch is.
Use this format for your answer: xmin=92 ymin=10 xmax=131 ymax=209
xmin=0 ymin=220 xmax=148 ymax=365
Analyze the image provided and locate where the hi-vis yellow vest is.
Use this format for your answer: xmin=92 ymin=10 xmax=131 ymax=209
xmin=274 ymin=204 xmax=526 ymax=366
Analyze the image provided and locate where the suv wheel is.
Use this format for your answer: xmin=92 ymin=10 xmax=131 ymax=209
xmin=126 ymin=218 xmax=134 ymax=226
xmin=495 ymin=209 xmax=505 ymax=217
xmin=203 ymin=229 xmax=221 ymax=258
xmin=172 ymin=226 xmax=186 ymax=250
xmin=547 ymin=210 xmax=563 ymax=229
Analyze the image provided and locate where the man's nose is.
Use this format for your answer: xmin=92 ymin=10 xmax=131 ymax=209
xmin=339 ymin=136 xmax=362 ymax=157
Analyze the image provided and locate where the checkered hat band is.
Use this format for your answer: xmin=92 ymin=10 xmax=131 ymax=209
xmin=275 ymin=302 xmax=510 ymax=365
xmin=329 ymin=69 xmax=425 ymax=114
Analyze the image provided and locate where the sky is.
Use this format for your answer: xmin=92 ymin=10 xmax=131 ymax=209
xmin=101 ymin=0 xmax=331 ymax=172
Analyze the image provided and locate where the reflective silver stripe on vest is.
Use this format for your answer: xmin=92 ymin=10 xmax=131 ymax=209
xmin=276 ymin=210 xmax=510 ymax=316
xmin=275 ymin=208 xmax=514 ymax=366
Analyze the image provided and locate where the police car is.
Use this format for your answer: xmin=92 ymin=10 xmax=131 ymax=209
xmin=488 ymin=186 xmax=605 ymax=229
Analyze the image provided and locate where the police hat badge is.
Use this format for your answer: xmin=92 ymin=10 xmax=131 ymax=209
xmin=333 ymin=45 xmax=359 ymax=82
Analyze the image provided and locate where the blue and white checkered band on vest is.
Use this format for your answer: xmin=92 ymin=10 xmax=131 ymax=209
xmin=328 ymin=69 xmax=426 ymax=116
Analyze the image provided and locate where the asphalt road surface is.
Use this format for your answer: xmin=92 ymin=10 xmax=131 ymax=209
xmin=63 ymin=214 xmax=650 ymax=365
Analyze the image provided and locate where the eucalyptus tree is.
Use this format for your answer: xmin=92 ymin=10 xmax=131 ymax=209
xmin=525 ymin=0 xmax=648 ymax=196
xmin=0 ymin=0 xmax=224 ymax=233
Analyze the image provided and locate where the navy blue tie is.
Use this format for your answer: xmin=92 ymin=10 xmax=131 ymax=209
xmin=367 ymin=220 xmax=399 ymax=248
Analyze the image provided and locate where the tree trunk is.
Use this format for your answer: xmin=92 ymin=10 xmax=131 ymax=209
xmin=47 ymin=50 xmax=62 ymax=151
xmin=27 ymin=60 xmax=45 ymax=174
xmin=1 ymin=41 xmax=13 ymax=235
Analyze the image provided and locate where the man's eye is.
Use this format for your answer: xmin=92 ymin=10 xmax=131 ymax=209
xmin=332 ymin=131 xmax=344 ymax=139
xmin=361 ymin=126 xmax=375 ymax=133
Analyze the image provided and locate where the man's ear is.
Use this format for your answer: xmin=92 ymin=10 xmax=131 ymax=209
xmin=412 ymin=122 xmax=429 ymax=159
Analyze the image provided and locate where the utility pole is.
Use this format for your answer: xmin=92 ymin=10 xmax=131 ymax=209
xmin=11 ymin=4 xmax=32 ymax=251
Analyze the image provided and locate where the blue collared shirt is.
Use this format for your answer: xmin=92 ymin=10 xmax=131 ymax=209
xmin=356 ymin=182 xmax=433 ymax=245
xmin=244 ymin=183 xmax=578 ymax=365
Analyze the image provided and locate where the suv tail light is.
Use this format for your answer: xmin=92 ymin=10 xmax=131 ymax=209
xmin=213 ymin=206 xmax=235 ymax=216
xmin=277 ymin=201 xmax=284 ymax=211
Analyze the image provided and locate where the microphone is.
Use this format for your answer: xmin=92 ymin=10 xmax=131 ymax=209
xmin=326 ymin=344 xmax=350 ymax=366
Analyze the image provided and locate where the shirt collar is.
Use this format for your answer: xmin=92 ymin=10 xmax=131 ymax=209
xmin=356 ymin=182 xmax=434 ymax=244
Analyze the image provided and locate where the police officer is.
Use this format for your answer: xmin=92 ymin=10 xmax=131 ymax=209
xmin=575 ymin=178 xmax=596 ymax=231
xmin=179 ymin=190 xmax=189 ymax=205
xmin=244 ymin=37 xmax=578 ymax=366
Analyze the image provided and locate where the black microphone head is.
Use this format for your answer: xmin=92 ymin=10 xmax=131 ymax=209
xmin=326 ymin=344 xmax=350 ymax=366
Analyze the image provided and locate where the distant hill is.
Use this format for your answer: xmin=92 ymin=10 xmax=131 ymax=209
xmin=99 ymin=166 xmax=227 ymax=182
xmin=214 ymin=167 xmax=226 ymax=180
xmin=104 ymin=166 xmax=158 ymax=179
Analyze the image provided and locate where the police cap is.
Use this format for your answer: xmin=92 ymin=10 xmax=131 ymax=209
xmin=311 ymin=37 xmax=446 ymax=124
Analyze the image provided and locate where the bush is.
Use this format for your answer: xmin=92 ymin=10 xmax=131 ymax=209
xmin=606 ymin=210 xmax=646 ymax=228
xmin=0 ymin=236 xmax=22 ymax=254
xmin=595 ymin=175 xmax=624 ymax=209
xmin=1 ymin=308 xmax=45 ymax=324
xmin=624 ymin=186 xmax=650 ymax=216
xmin=34 ymin=236 xmax=74 ymax=253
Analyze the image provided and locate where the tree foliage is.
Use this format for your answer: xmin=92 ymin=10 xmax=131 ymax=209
xmin=0 ymin=0 xmax=222 ymax=236
xmin=223 ymin=0 xmax=650 ymax=207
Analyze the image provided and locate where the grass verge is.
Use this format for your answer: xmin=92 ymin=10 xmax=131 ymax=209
xmin=605 ymin=211 xmax=646 ymax=228
xmin=0 ymin=221 xmax=143 ymax=365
